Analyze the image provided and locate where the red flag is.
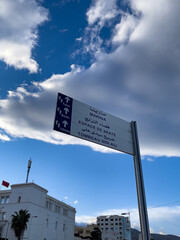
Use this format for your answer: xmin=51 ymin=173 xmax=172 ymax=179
xmin=2 ymin=180 xmax=9 ymax=188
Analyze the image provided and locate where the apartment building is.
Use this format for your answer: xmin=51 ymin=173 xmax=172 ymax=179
xmin=0 ymin=182 xmax=76 ymax=240
xmin=97 ymin=215 xmax=131 ymax=240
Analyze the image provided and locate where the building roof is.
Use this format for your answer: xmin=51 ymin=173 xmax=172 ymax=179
xmin=11 ymin=182 xmax=48 ymax=193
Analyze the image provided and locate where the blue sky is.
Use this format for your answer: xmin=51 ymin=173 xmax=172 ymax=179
xmin=0 ymin=0 xmax=180 ymax=236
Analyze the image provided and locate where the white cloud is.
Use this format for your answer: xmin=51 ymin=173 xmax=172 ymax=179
xmin=64 ymin=196 xmax=68 ymax=199
xmin=74 ymin=200 xmax=79 ymax=205
xmin=76 ymin=206 xmax=180 ymax=236
xmin=1 ymin=0 xmax=180 ymax=157
xmin=86 ymin=0 xmax=118 ymax=26
xmin=0 ymin=131 xmax=11 ymax=141
xmin=0 ymin=0 xmax=48 ymax=72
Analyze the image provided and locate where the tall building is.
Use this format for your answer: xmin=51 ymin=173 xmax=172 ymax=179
xmin=0 ymin=183 xmax=76 ymax=240
xmin=97 ymin=215 xmax=131 ymax=240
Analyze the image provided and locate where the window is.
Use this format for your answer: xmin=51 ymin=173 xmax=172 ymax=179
xmin=54 ymin=205 xmax=61 ymax=213
xmin=46 ymin=218 xmax=48 ymax=228
xmin=5 ymin=196 xmax=9 ymax=203
xmin=63 ymin=208 xmax=68 ymax=216
xmin=45 ymin=201 xmax=52 ymax=210
xmin=0 ymin=212 xmax=6 ymax=220
xmin=2 ymin=212 xmax=6 ymax=220
xmin=18 ymin=196 xmax=21 ymax=203
xmin=55 ymin=221 xmax=58 ymax=229
xmin=0 ymin=196 xmax=9 ymax=204
xmin=0 ymin=197 xmax=5 ymax=204
xmin=63 ymin=223 xmax=66 ymax=232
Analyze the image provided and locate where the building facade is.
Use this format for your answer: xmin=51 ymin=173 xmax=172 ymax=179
xmin=0 ymin=183 xmax=76 ymax=240
xmin=97 ymin=215 xmax=131 ymax=240
xmin=75 ymin=224 xmax=99 ymax=239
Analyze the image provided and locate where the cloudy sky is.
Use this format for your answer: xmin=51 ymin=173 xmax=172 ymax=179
xmin=0 ymin=0 xmax=180 ymax=236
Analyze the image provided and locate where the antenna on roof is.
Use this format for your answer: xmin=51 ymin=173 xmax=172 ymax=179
xmin=26 ymin=158 xmax=32 ymax=183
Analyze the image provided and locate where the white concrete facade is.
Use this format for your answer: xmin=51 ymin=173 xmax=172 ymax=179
xmin=0 ymin=183 xmax=76 ymax=240
xmin=97 ymin=215 xmax=131 ymax=240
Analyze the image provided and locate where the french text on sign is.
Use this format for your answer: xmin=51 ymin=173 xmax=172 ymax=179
xmin=53 ymin=92 xmax=134 ymax=155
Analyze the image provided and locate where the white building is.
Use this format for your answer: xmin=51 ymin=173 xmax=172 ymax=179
xmin=97 ymin=215 xmax=131 ymax=240
xmin=0 ymin=183 xmax=76 ymax=240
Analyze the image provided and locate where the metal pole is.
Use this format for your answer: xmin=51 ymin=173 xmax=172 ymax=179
xmin=26 ymin=159 xmax=32 ymax=183
xmin=131 ymin=121 xmax=151 ymax=240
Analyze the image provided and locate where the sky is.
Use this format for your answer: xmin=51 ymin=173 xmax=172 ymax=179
xmin=0 ymin=0 xmax=180 ymax=236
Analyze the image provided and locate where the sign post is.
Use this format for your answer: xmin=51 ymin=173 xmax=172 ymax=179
xmin=131 ymin=121 xmax=151 ymax=240
xmin=53 ymin=92 xmax=151 ymax=240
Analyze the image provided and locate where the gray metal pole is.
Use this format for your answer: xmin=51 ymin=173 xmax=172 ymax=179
xmin=131 ymin=121 xmax=151 ymax=240
xmin=26 ymin=159 xmax=32 ymax=183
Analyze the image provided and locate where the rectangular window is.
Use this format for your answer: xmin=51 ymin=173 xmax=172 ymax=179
xmin=2 ymin=212 xmax=6 ymax=220
xmin=18 ymin=196 xmax=21 ymax=203
xmin=5 ymin=196 xmax=9 ymax=203
xmin=55 ymin=221 xmax=58 ymax=229
xmin=63 ymin=208 xmax=68 ymax=216
xmin=0 ymin=212 xmax=6 ymax=220
xmin=55 ymin=205 xmax=61 ymax=213
xmin=63 ymin=223 xmax=66 ymax=232
xmin=45 ymin=201 xmax=52 ymax=210
xmin=46 ymin=218 xmax=48 ymax=228
xmin=0 ymin=197 xmax=5 ymax=204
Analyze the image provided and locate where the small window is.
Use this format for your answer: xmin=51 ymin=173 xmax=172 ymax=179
xmin=63 ymin=223 xmax=66 ymax=232
xmin=18 ymin=196 xmax=21 ymax=203
xmin=5 ymin=196 xmax=9 ymax=203
xmin=1 ymin=197 xmax=5 ymax=204
xmin=0 ymin=212 xmax=6 ymax=220
xmin=2 ymin=212 xmax=6 ymax=220
xmin=55 ymin=221 xmax=58 ymax=229
xmin=46 ymin=218 xmax=48 ymax=228
xmin=63 ymin=208 xmax=68 ymax=216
